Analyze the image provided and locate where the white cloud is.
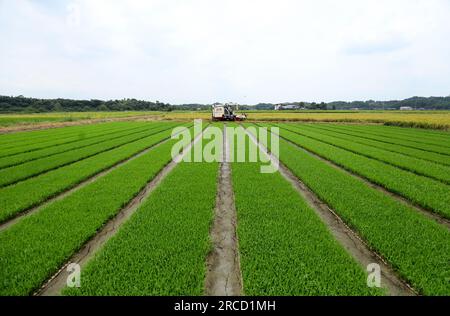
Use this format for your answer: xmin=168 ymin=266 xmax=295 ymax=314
xmin=0 ymin=0 xmax=449 ymax=103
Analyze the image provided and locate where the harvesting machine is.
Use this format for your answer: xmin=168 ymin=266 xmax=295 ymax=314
xmin=211 ymin=103 xmax=247 ymax=121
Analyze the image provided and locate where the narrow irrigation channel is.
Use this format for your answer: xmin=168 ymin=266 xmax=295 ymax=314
xmin=205 ymin=124 xmax=242 ymax=296
xmin=35 ymin=126 xmax=208 ymax=296
xmin=244 ymin=126 xmax=416 ymax=296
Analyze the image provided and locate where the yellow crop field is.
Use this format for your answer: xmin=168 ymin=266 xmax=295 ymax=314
xmin=242 ymin=111 xmax=450 ymax=129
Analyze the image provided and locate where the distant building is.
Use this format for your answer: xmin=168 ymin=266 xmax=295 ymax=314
xmin=283 ymin=104 xmax=298 ymax=110
xmin=400 ymin=106 xmax=413 ymax=111
xmin=274 ymin=104 xmax=301 ymax=110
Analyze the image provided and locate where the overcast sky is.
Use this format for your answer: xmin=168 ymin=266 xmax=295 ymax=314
xmin=0 ymin=0 xmax=449 ymax=104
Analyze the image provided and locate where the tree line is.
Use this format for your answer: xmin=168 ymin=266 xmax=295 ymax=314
xmin=251 ymin=96 xmax=450 ymax=110
xmin=1 ymin=95 xmax=450 ymax=113
xmin=0 ymin=96 xmax=175 ymax=113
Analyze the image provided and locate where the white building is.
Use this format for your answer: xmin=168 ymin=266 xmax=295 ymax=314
xmin=400 ymin=106 xmax=413 ymax=111
xmin=275 ymin=104 xmax=300 ymax=110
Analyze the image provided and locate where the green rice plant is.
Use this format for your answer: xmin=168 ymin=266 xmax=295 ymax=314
xmin=269 ymin=124 xmax=450 ymax=219
xmin=343 ymin=123 xmax=450 ymax=142
xmin=231 ymin=133 xmax=380 ymax=295
xmin=0 ymin=122 xmax=143 ymax=155
xmin=0 ymin=123 xmax=179 ymax=187
xmin=0 ymin=127 xmax=199 ymax=296
xmin=0 ymin=123 xmax=164 ymax=169
xmin=267 ymin=134 xmax=450 ymax=295
xmin=328 ymin=125 xmax=450 ymax=154
xmin=279 ymin=124 xmax=450 ymax=184
xmin=0 ymin=121 xmax=118 ymax=146
xmin=299 ymin=124 xmax=450 ymax=166
xmin=0 ymin=122 xmax=190 ymax=223
xmin=350 ymin=123 xmax=450 ymax=145
xmin=65 ymin=160 xmax=218 ymax=296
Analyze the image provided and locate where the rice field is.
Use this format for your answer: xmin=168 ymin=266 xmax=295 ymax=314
xmin=246 ymin=111 xmax=450 ymax=130
xmin=0 ymin=112 xmax=164 ymax=127
xmin=2 ymin=110 xmax=450 ymax=130
xmin=0 ymin=119 xmax=449 ymax=296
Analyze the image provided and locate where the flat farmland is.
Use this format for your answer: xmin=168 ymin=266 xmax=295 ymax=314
xmin=2 ymin=110 xmax=450 ymax=132
xmin=0 ymin=119 xmax=449 ymax=296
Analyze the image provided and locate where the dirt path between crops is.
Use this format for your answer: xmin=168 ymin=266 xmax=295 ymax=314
xmin=35 ymin=126 xmax=207 ymax=296
xmin=205 ymin=125 xmax=243 ymax=296
xmin=244 ymin=126 xmax=416 ymax=296
xmin=275 ymin=132 xmax=450 ymax=231
xmin=0 ymin=124 xmax=193 ymax=233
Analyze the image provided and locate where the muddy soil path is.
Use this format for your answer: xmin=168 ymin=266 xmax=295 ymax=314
xmin=244 ymin=125 xmax=416 ymax=296
xmin=35 ymin=126 xmax=208 ymax=296
xmin=205 ymin=124 xmax=243 ymax=296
